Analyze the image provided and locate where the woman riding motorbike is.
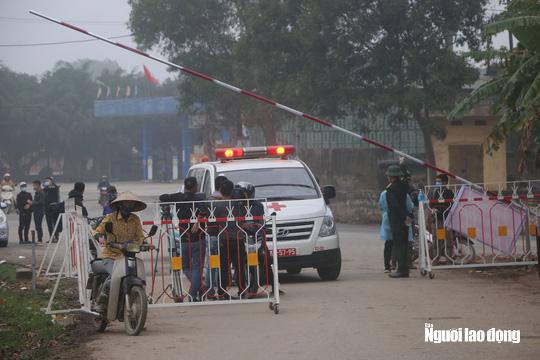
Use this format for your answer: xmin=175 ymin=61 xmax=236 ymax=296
xmin=92 ymin=192 xmax=148 ymax=309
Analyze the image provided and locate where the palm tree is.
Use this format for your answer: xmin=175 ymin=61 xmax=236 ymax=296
xmin=449 ymin=0 xmax=540 ymax=172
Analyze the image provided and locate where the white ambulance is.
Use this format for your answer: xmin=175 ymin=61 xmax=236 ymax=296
xmin=186 ymin=145 xmax=341 ymax=280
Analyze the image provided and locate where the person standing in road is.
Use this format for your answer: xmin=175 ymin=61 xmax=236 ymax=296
xmin=31 ymin=180 xmax=45 ymax=243
xmin=43 ymin=176 xmax=60 ymax=241
xmin=212 ymin=180 xmax=236 ymax=299
xmin=210 ymin=175 xmax=228 ymax=200
xmin=385 ymin=165 xmax=411 ymax=278
xmin=159 ymin=177 xmax=207 ymax=301
xmin=16 ymin=182 xmax=32 ymax=244
xmin=379 ymin=188 xmax=415 ymax=273
xmin=428 ymin=174 xmax=455 ymax=264
xmin=68 ymin=182 xmax=88 ymax=217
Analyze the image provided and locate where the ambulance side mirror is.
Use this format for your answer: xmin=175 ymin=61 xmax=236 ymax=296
xmin=322 ymin=186 xmax=336 ymax=200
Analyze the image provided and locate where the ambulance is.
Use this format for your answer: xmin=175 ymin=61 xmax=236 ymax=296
xmin=186 ymin=145 xmax=341 ymax=280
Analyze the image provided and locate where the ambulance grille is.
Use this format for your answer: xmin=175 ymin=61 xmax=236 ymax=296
xmin=265 ymin=221 xmax=315 ymax=241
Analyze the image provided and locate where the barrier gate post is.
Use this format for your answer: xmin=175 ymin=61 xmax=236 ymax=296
xmin=417 ymin=192 xmax=434 ymax=279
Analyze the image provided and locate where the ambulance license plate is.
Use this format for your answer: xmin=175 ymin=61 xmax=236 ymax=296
xmin=271 ymin=248 xmax=297 ymax=257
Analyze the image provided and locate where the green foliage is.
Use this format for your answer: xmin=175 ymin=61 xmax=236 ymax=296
xmin=449 ymin=0 xmax=540 ymax=171
xmin=0 ymin=264 xmax=65 ymax=360
xmin=128 ymin=0 xmax=487 ymax=153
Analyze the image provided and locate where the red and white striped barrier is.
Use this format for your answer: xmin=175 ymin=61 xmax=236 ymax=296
xmin=30 ymin=10 xmax=476 ymax=187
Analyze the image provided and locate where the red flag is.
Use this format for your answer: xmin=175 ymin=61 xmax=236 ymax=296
xmin=143 ymin=65 xmax=160 ymax=85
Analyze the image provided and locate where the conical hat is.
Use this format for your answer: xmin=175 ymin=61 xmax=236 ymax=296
xmin=110 ymin=191 xmax=147 ymax=212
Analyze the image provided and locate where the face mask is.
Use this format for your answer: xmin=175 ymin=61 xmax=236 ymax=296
xmin=435 ymin=181 xmax=443 ymax=186
xmin=20 ymin=187 xmax=27 ymax=192
xmin=43 ymin=181 xmax=50 ymax=188
xmin=118 ymin=203 xmax=134 ymax=219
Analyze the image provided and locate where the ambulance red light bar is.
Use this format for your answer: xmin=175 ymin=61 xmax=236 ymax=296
xmin=215 ymin=145 xmax=295 ymax=160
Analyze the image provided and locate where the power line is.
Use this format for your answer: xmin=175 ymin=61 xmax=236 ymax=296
xmin=0 ymin=34 xmax=133 ymax=47
xmin=0 ymin=16 xmax=125 ymax=25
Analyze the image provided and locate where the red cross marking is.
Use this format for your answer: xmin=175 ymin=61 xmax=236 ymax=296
xmin=267 ymin=202 xmax=287 ymax=212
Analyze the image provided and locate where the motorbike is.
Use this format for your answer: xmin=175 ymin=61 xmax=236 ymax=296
xmin=98 ymin=187 xmax=108 ymax=207
xmin=87 ymin=222 xmax=157 ymax=336
xmin=1 ymin=185 xmax=15 ymax=213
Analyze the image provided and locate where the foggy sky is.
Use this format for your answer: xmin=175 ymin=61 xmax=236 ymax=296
xmin=0 ymin=0 xmax=171 ymax=80
xmin=1 ymin=0 xmax=509 ymax=82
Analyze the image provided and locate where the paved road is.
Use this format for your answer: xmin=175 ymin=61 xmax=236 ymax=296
xmin=2 ymin=182 xmax=539 ymax=360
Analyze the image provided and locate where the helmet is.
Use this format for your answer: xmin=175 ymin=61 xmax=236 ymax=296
xmin=106 ymin=185 xmax=118 ymax=201
xmin=19 ymin=181 xmax=27 ymax=187
xmin=3 ymin=173 xmax=10 ymax=179
xmin=385 ymin=165 xmax=404 ymax=177
xmin=236 ymin=181 xmax=255 ymax=199
xmin=231 ymin=186 xmax=246 ymax=200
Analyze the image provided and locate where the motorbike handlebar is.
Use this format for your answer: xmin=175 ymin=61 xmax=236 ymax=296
xmin=107 ymin=241 xmax=152 ymax=253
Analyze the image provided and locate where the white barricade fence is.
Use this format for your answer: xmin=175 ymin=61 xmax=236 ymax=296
xmin=417 ymin=180 xmax=539 ymax=274
xmin=39 ymin=202 xmax=102 ymax=279
xmin=141 ymin=198 xmax=280 ymax=313
xmin=43 ymin=207 xmax=95 ymax=315
xmin=38 ymin=212 xmax=67 ymax=278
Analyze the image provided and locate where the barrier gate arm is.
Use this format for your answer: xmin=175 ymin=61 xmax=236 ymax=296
xmin=30 ymin=10 xmax=479 ymax=187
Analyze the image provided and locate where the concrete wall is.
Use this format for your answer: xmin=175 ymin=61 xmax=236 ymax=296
xmin=432 ymin=117 xmax=506 ymax=186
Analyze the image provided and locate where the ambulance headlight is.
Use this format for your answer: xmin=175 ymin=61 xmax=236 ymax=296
xmin=318 ymin=209 xmax=336 ymax=237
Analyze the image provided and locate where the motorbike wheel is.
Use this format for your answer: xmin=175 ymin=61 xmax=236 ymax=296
xmin=124 ymin=286 xmax=147 ymax=336
xmin=94 ymin=316 xmax=108 ymax=332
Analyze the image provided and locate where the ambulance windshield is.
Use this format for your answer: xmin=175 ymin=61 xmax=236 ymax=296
xmin=222 ymin=167 xmax=319 ymax=201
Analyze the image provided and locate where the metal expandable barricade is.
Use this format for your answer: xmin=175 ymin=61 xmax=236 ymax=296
xmin=43 ymin=208 xmax=96 ymax=315
xmin=417 ymin=180 xmax=539 ymax=276
xmin=141 ymin=198 xmax=281 ymax=314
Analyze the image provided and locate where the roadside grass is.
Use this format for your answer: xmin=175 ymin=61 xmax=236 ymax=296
xmin=0 ymin=263 xmax=77 ymax=360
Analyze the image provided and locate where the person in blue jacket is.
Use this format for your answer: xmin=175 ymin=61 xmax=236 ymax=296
xmin=379 ymin=187 xmax=414 ymax=273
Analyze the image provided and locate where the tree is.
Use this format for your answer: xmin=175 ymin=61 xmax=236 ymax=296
xmin=0 ymin=65 xmax=42 ymax=176
xmin=129 ymin=0 xmax=240 ymax=150
xmin=344 ymin=0 xmax=487 ymax=166
xmin=0 ymin=61 xmax=181 ymax=180
xmin=128 ymin=0 xmax=487 ymax=161
xmin=449 ymin=0 xmax=540 ymax=173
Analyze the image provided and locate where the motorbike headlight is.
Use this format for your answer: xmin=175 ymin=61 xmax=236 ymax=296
xmin=318 ymin=208 xmax=336 ymax=237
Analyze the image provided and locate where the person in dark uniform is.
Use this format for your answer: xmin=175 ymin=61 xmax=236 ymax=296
xmin=43 ymin=176 xmax=60 ymax=241
xmin=385 ymin=165 xmax=410 ymax=278
xmin=160 ymin=177 xmax=206 ymax=301
xmin=68 ymin=182 xmax=88 ymax=217
xmin=428 ymin=174 xmax=455 ymax=263
xmin=31 ymin=180 xmax=45 ymax=243
xmin=16 ymin=182 xmax=32 ymax=244
xmin=211 ymin=180 xmax=236 ymax=299
xmin=236 ymin=181 xmax=274 ymax=297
